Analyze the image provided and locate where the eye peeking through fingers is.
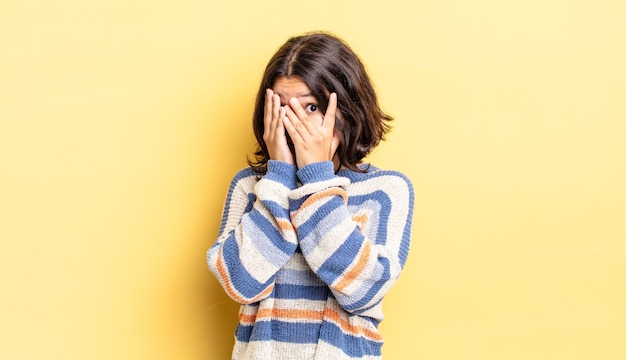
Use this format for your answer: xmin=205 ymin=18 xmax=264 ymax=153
xmin=305 ymin=104 xmax=319 ymax=113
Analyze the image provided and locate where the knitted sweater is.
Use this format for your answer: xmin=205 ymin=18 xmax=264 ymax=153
xmin=207 ymin=160 xmax=414 ymax=360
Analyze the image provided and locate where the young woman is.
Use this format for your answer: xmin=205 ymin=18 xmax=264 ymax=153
xmin=207 ymin=32 xmax=414 ymax=360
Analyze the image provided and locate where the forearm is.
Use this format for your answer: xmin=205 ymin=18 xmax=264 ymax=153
xmin=208 ymin=161 xmax=299 ymax=304
xmin=289 ymin=162 xmax=414 ymax=313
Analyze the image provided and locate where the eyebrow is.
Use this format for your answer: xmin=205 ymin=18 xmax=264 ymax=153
xmin=277 ymin=93 xmax=314 ymax=98
xmin=277 ymin=93 xmax=317 ymax=103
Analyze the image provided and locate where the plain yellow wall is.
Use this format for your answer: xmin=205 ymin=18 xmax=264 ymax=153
xmin=1 ymin=1 xmax=624 ymax=359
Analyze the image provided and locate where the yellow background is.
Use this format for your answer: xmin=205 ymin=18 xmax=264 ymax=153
xmin=1 ymin=1 xmax=624 ymax=359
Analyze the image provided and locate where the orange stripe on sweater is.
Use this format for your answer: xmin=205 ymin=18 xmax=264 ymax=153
xmin=256 ymin=283 xmax=275 ymax=300
xmin=239 ymin=308 xmax=325 ymax=323
xmin=216 ymin=247 xmax=274 ymax=304
xmin=325 ymin=308 xmax=382 ymax=341
xmin=352 ymin=213 xmax=369 ymax=234
xmin=239 ymin=306 xmax=381 ymax=341
xmin=276 ymin=218 xmax=295 ymax=232
xmin=334 ymin=241 xmax=372 ymax=292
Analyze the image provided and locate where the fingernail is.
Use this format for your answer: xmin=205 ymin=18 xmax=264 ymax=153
xmin=289 ymin=98 xmax=298 ymax=105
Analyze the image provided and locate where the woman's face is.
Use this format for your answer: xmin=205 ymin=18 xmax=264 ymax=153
xmin=270 ymin=75 xmax=341 ymax=166
xmin=272 ymin=76 xmax=324 ymax=126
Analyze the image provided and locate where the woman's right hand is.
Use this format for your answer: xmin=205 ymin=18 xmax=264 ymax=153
xmin=263 ymin=88 xmax=294 ymax=165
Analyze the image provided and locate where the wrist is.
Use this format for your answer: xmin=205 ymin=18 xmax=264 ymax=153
xmin=296 ymin=161 xmax=335 ymax=184
xmin=265 ymin=160 xmax=297 ymax=189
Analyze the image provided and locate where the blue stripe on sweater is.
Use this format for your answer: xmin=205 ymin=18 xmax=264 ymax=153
xmin=289 ymin=196 xmax=307 ymax=211
xmin=275 ymin=268 xmax=326 ymax=286
xmin=245 ymin=193 xmax=256 ymax=213
xmin=221 ymin=236 xmax=275 ymax=299
xmin=273 ymin=284 xmax=328 ymax=301
xmin=241 ymin=216 xmax=289 ymax=269
xmin=342 ymin=256 xmax=391 ymax=312
xmin=236 ymin=320 xmax=383 ymax=357
xmin=265 ymin=160 xmax=297 ymax=188
xmin=247 ymin=210 xmax=295 ymax=256
xmin=260 ymin=199 xmax=291 ymax=222
xmin=236 ymin=321 xmax=322 ymax=344
xmin=319 ymin=321 xmax=382 ymax=357
xmin=315 ymin=227 xmax=365 ymax=284
xmin=347 ymin=191 xmax=390 ymax=246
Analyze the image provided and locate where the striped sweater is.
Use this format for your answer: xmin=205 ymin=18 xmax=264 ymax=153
xmin=207 ymin=160 xmax=414 ymax=359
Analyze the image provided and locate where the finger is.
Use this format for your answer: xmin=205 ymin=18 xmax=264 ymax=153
xmin=323 ymin=93 xmax=337 ymax=129
xmin=264 ymin=88 xmax=273 ymax=130
xmin=288 ymin=97 xmax=310 ymax=122
xmin=288 ymin=97 xmax=320 ymax=135
xmin=275 ymin=106 xmax=286 ymax=134
xmin=282 ymin=112 xmax=305 ymax=144
xmin=272 ymin=93 xmax=281 ymax=124
xmin=284 ymin=105 xmax=311 ymax=139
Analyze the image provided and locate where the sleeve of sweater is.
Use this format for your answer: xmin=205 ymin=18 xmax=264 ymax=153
xmin=207 ymin=160 xmax=298 ymax=304
xmin=289 ymin=161 xmax=414 ymax=315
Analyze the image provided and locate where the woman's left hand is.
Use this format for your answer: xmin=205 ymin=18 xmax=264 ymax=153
xmin=282 ymin=93 xmax=340 ymax=169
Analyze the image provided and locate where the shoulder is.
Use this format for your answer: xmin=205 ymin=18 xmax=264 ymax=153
xmin=231 ymin=167 xmax=261 ymax=182
xmin=226 ymin=167 xmax=261 ymax=194
xmin=341 ymin=165 xmax=414 ymax=210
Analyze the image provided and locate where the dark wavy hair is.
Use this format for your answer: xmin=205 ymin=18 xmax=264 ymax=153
xmin=248 ymin=31 xmax=393 ymax=173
